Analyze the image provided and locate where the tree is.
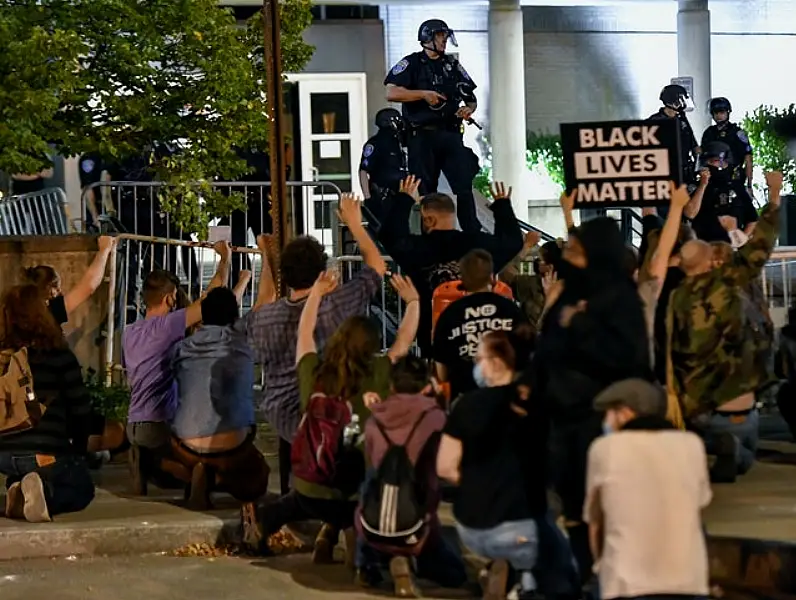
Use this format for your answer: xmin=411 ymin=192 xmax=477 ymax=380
xmin=743 ymin=104 xmax=796 ymax=195
xmin=0 ymin=0 xmax=315 ymax=234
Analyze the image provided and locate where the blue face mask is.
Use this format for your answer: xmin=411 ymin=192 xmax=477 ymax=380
xmin=473 ymin=362 xmax=488 ymax=388
xmin=602 ymin=421 xmax=613 ymax=435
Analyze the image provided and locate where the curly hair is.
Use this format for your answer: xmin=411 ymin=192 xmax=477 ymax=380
xmin=281 ymin=236 xmax=328 ymax=291
xmin=0 ymin=284 xmax=66 ymax=351
xmin=313 ymin=316 xmax=381 ymax=400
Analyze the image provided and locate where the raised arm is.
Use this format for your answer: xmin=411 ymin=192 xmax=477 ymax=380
xmin=296 ymin=270 xmax=339 ymax=364
xmin=232 ymin=270 xmax=252 ymax=304
xmin=337 ymin=193 xmax=387 ymax=276
xmin=252 ymin=234 xmax=277 ymax=309
xmin=386 ymin=274 xmax=420 ymax=362
xmin=184 ymin=241 xmax=232 ymax=328
xmin=648 ymin=182 xmax=690 ymax=284
xmin=684 ymin=169 xmax=710 ymax=220
xmin=476 ymin=182 xmax=523 ymax=269
xmin=64 ymin=236 xmax=118 ymax=315
xmin=560 ymin=189 xmax=576 ymax=232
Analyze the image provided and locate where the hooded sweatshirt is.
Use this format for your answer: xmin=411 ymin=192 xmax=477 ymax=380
xmin=172 ymin=324 xmax=255 ymax=439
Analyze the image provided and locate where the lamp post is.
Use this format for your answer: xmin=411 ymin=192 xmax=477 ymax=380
xmin=263 ymin=0 xmax=289 ymax=295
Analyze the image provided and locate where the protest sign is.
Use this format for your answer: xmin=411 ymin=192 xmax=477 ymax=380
xmin=560 ymin=119 xmax=683 ymax=208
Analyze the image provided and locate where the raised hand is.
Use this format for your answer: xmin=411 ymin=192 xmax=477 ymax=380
xmin=337 ymin=193 xmax=363 ymax=226
xmin=669 ymin=181 xmax=690 ymax=209
xmin=98 ymin=235 xmax=118 ymax=253
xmin=310 ymin=270 xmax=339 ymax=297
xmin=766 ymin=171 xmax=784 ymax=194
xmin=559 ymin=189 xmax=576 ymax=213
xmin=399 ymin=175 xmax=422 ymax=203
xmin=698 ymin=168 xmax=711 ymax=188
xmin=489 ymin=181 xmax=512 ymax=202
xmin=523 ymin=230 xmax=541 ymax=251
xmin=213 ymin=240 xmax=232 ymax=261
xmin=390 ymin=273 xmax=420 ymax=304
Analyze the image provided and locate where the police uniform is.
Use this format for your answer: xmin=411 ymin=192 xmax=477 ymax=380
xmin=384 ymin=52 xmax=481 ymax=233
xmin=689 ymin=178 xmax=758 ymax=243
xmin=359 ymin=129 xmax=407 ymax=228
xmin=701 ymin=123 xmax=753 ymax=186
xmin=647 ymin=108 xmax=700 ymax=185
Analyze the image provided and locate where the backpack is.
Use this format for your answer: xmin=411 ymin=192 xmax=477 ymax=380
xmin=290 ymin=390 xmax=365 ymax=495
xmin=0 ymin=348 xmax=44 ymax=436
xmin=358 ymin=409 xmax=433 ymax=550
xmin=431 ymin=280 xmax=514 ymax=335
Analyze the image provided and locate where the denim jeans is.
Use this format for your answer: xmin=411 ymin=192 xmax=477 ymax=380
xmin=0 ymin=452 xmax=95 ymax=517
xmin=456 ymin=519 xmax=539 ymax=588
xmin=535 ymin=512 xmax=581 ymax=598
xmin=694 ymin=408 xmax=759 ymax=474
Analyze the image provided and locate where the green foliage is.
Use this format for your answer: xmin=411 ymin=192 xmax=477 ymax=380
xmin=0 ymin=0 xmax=315 ymax=236
xmin=742 ymin=105 xmax=796 ymax=193
xmin=84 ymin=370 xmax=130 ymax=423
xmin=473 ymin=137 xmax=492 ymax=196
xmin=526 ymin=131 xmax=565 ymax=190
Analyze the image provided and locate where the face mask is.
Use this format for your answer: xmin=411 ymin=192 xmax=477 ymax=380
xmin=472 ymin=362 xmax=488 ymax=388
xmin=602 ymin=421 xmax=613 ymax=435
xmin=708 ymin=165 xmax=731 ymax=185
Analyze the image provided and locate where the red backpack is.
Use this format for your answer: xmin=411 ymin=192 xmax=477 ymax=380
xmin=291 ymin=390 xmax=365 ymax=494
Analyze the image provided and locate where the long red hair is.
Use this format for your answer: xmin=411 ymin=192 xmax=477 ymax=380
xmin=0 ymin=284 xmax=65 ymax=351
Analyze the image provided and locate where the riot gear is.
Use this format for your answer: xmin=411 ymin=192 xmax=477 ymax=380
xmin=417 ymin=19 xmax=457 ymax=55
xmin=375 ymin=108 xmax=406 ymax=134
xmin=660 ymin=84 xmax=689 ymax=112
xmin=698 ymin=141 xmax=734 ymax=171
xmin=709 ymin=97 xmax=732 ymax=118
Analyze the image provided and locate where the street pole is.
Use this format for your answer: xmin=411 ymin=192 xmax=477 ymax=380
xmin=263 ymin=0 xmax=289 ymax=295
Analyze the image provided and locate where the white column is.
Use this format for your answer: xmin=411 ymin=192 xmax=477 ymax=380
xmin=677 ymin=0 xmax=712 ymax=138
xmin=488 ymin=0 xmax=529 ymax=223
xmin=61 ymin=156 xmax=83 ymax=232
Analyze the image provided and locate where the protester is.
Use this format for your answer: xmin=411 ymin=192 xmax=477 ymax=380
xmin=668 ymin=171 xmax=782 ymax=483
xmin=585 ymin=379 xmax=711 ymax=600
xmin=438 ymin=331 xmax=544 ymax=600
xmin=378 ymin=177 xmax=524 ymax=354
xmin=0 ymin=285 xmax=95 ymax=522
xmin=170 ymin=283 xmax=270 ymax=511
xmin=532 ymin=190 xmax=652 ymax=583
xmin=241 ymin=194 xmax=386 ymax=496
xmin=243 ymin=271 xmax=420 ymax=564
xmin=122 ymin=241 xmax=231 ymax=495
xmin=355 ymin=356 xmax=466 ymax=597
xmin=433 ymin=248 xmax=529 ymax=400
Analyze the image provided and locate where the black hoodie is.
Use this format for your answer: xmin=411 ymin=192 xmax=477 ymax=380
xmin=533 ymin=217 xmax=652 ymax=422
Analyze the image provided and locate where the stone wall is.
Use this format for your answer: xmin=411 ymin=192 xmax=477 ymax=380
xmin=0 ymin=235 xmax=110 ymax=377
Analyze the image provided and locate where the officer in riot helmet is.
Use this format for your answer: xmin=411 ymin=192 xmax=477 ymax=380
xmin=358 ymin=107 xmax=408 ymax=232
xmin=384 ymin=19 xmax=482 ymax=233
xmin=688 ymin=141 xmax=758 ymax=244
xmin=701 ymin=97 xmax=754 ymax=192
xmin=648 ymin=84 xmax=701 ymax=187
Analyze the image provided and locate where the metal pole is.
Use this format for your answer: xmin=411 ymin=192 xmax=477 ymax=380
xmin=263 ymin=0 xmax=289 ymax=296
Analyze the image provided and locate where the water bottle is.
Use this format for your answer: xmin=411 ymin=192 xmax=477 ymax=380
xmin=343 ymin=414 xmax=361 ymax=447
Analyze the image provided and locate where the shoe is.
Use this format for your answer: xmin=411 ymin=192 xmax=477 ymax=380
xmin=507 ymin=584 xmax=545 ymax=600
xmin=4 ymin=482 xmax=24 ymax=519
xmin=710 ymin=432 xmax=738 ymax=484
xmin=343 ymin=527 xmax=357 ymax=570
xmin=481 ymin=559 xmax=509 ymax=600
xmin=389 ymin=556 xmax=421 ymax=598
xmin=240 ymin=502 xmax=265 ymax=554
xmin=312 ymin=523 xmax=338 ymax=564
xmin=20 ymin=473 xmax=51 ymax=523
xmin=186 ymin=463 xmax=212 ymax=511
xmin=129 ymin=445 xmax=148 ymax=496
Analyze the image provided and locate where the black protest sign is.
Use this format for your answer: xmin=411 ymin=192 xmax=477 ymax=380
xmin=560 ymin=119 xmax=683 ymax=208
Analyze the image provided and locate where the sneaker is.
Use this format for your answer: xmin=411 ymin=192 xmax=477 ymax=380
xmin=389 ymin=556 xmax=421 ymax=598
xmin=481 ymin=559 xmax=509 ymax=600
xmin=20 ymin=473 xmax=51 ymax=523
xmin=4 ymin=482 xmax=24 ymax=519
xmin=240 ymin=502 xmax=265 ymax=554
xmin=186 ymin=463 xmax=212 ymax=511
xmin=710 ymin=432 xmax=738 ymax=484
xmin=312 ymin=523 xmax=338 ymax=564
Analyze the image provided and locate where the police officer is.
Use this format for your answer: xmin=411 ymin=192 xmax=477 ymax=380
xmin=648 ymin=84 xmax=701 ymax=186
xmin=358 ymin=107 xmax=408 ymax=231
xmin=384 ymin=19 xmax=482 ymax=233
xmin=701 ymin=97 xmax=754 ymax=193
xmin=689 ymin=141 xmax=757 ymax=243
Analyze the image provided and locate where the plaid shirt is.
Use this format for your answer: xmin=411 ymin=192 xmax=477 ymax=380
xmin=240 ymin=266 xmax=382 ymax=442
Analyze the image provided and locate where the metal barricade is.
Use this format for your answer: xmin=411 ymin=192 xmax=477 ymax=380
xmin=80 ymin=180 xmax=345 ymax=255
xmin=0 ymin=187 xmax=72 ymax=236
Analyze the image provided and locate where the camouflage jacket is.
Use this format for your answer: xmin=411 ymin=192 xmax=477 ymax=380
xmin=667 ymin=203 xmax=779 ymax=417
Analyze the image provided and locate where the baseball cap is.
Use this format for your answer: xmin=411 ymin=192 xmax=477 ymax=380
xmin=593 ymin=378 xmax=667 ymax=418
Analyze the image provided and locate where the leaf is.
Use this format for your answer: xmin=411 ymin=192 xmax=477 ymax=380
xmin=742 ymin=104 xmax=796 ymax=194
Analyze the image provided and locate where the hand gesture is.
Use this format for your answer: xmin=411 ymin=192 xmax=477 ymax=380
xmin=311 ymin=270 xmax=339 ymax=297
xmin=560 ymin=189 xmax=576 ymax=213
xmin=669 ymin=181 xmax=690 ymax=210
xmin=766 ymin=171 xmax=784 ymax=194
xmin=237 ymin=270 xmax=252 ymax=285
xmin=698 ymin=168 xmax=711 ymax=188
xmin=256 ymin=234 xmax=273 ymax=253
xmin=718 ymin=215 xmax=738 ymax=232
xmin=542 ymin=270 xmax=558 ymax=293
xmin=559 ymin=300 xmax=587 ymax=328
xmin=390 ymin=273 xmax=420 ymax=304
xmin=213 ymin=240 xmax=232 ymax=261
xmin=456 ymin=106 xmax=474 ymax=120
xmin=363 ymin=391 xmax=382 ymax=409
xmin=337 ymin=193 xmax=363 ymax=226
xmin=422 ymin=90 xmax=446 ymax=106
xmin=98 ymin=235 xmax=118 ymax=253
xmin=399 ymin=175 xmax=422 ymax=203
xmin=489 ymin=181 xmax=512 ymax=202
xmin=523 ymin=230 xmax=541 ymax=251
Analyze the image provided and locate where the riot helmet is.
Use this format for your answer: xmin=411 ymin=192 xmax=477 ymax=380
xmin=709 ymin=97 xmax=732 ymax=125
xmin=699 ymin=141 xmax=734 ymax=185
xmin=660 ymin=84 xmax=690 ymax=112
xmin=418 ymin=19 xmax=457 ymax=55
xmin=375 ymin=108 xmax=405 ymax=134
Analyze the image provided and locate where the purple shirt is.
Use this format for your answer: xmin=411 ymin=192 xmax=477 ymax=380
xmin=240 ymin=266 xmax=382 ymax=442
xmin=123 ymin=309 xmax=187 ymax=423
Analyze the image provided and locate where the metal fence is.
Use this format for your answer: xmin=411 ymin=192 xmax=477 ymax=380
xmin=80 ymin=180 xmax=346 ymax=254
xmin=0 ymin=187 xmax=73 ymax=236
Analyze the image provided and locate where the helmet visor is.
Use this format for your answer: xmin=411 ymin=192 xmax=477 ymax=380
xmin=431 ymin=29 xmax=457 ymax=48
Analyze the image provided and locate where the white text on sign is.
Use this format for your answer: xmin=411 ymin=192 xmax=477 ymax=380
xmin=577 ymin=180 xmax=671 ymax=203
xmin=574 ymin=149 xmax=670 ymax=180
xmin=578 ymin=126 xmax=661 ymax=149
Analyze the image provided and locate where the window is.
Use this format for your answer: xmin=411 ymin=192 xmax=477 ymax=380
xmin=310 ymin=5 xmax=379 ymax=21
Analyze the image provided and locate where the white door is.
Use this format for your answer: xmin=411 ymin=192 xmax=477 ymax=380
xmin=292 ymin=74 xmax=367 ymax=252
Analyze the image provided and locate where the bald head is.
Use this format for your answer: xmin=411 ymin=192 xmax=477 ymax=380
xmin=680 ymin=239 xmax=713 ymax=275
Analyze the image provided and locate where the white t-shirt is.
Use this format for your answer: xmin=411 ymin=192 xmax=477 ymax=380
xmin=583 ymin=429 xmax=712 ymax=599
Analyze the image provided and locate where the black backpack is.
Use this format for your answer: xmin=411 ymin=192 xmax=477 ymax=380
xmin=358 ymin=409 xmax=433 ymax=549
